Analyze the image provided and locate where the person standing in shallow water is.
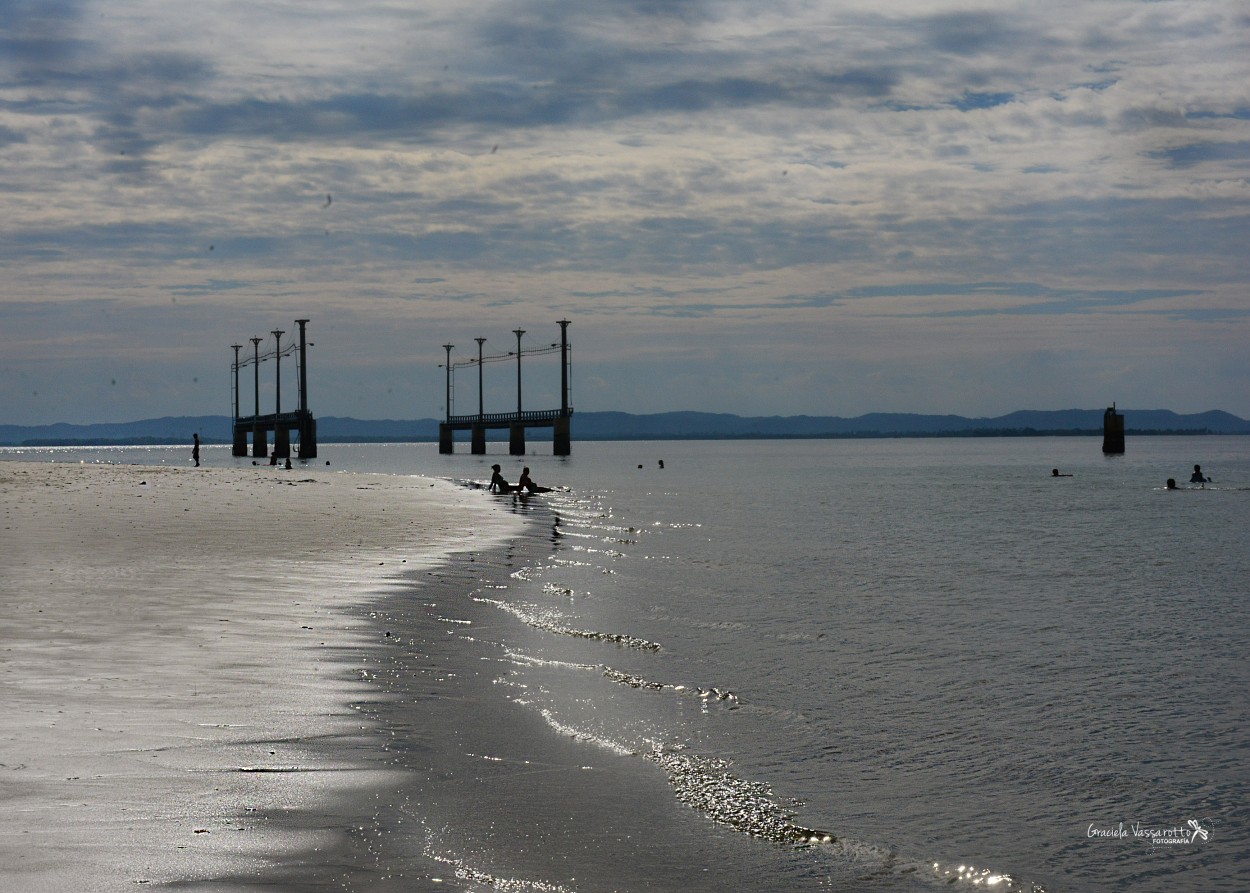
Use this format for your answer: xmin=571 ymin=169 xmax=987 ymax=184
xmin=192 ymin=432 xmax=200 ymax=467
xmin=1190 ymin=464 xmax=1210 ymax=485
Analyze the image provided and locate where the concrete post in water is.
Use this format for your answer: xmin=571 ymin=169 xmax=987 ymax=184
xmin=553 ymin=413 xmax=571 ymax=456
xmin=510 ymin=423 xmax=526 ymax=455
xmin=1102 ymin=404 xmax=1125 ymax=454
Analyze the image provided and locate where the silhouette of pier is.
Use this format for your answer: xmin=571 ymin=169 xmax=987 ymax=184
xmin=439 ymin=320 xmax=572 ymax=455
xmin=231 ymin=319 xmax=317 ymax=459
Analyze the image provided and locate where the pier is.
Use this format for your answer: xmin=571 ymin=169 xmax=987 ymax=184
xmin=439 ymin=320 xmax=573 ymax=455
xmin=231 ymin=319 xmax=317 ymax=459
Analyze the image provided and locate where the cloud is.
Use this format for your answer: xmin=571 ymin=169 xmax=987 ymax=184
xmin=2 ymin=0 xmax=1249 ymax=423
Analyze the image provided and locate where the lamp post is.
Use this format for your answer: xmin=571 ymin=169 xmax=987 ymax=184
xmin=475 ymin=337 xmax=486 ymax=419
xmin=295 ymin=319 xmax=310 ymax=418
xmin=443 ymin=344 xmax=454 ymax=421
xmin=558 ymin=319 xmax=570 ymax=416
xmin=231 ymin=344 xmax=242 ymax=420
xmin=271 ymin=329 xmax=284 ymax=415
xmin=513 ymin=328 xmax=525 ymax=416
xmin=250 ymin=337 xmax=262 ymax=418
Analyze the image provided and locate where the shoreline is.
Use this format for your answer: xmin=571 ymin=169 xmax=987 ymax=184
xmin=0 ymin=461 xmax=523 ymax=892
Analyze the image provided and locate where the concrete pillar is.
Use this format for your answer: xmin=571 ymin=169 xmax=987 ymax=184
xmin=252 ymin=425 xmax=268 ymax=458
xmin=1102 ymin=405 xmax=1125 ymax=455
xmin=439 ymin=423 xmax=454 ymax=454
xmin=298 ymin=416 xmax=317 ymax=459
xmin=471 ymin=425 xmax=486 ymax=454
xmin=553 ymin=414 xmax=571 ymax=456
xmin=509 ymin=423 xmax=526 ymax=455
xmin=232 ymin=422 xmax=248 ymax=457
xmin=274 ymin=425 xmax=291 ymax=459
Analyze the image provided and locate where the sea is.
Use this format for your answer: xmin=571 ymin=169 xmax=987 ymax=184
xmin=3 ymin=436 xmax=1247 ymax=892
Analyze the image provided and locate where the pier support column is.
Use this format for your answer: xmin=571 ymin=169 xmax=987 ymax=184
xmin=509 ymin=424 xmax=526 ymax=456
xmin=439 ymin=423 xmax=454 ymax=454
xmin=232 ymin=423 xmax=248 ymax=457
xmin=274 ymin=425 xmax=291 ymax=459
xmin=252 ymin=426 xmax=268 ymax=458
xmin=471 ymin=425 xmax=486 ymax=455
xmin=553 ymin=414 xmax=571 ymax=456
xmin=298 ymin=416 xmax=317 ymax=459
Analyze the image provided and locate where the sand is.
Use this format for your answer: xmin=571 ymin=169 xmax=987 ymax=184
xmin=0 ymin=460 xmax=522 ymax=892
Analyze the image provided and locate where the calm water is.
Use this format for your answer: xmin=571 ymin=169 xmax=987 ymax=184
xmin=5 ymin=437 xmax=1247 ymax=891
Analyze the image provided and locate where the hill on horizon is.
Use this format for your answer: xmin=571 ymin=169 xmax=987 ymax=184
xmin=2 ymin=408 xmax=1248 ymax=446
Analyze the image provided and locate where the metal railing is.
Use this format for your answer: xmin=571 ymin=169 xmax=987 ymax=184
xmin=446 ymin=408 xmax=572 ymax=426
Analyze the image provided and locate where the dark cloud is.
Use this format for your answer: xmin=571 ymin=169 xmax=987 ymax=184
xmin=1151 ymin=140 xmax=1250 ymax=168
xmin=921 ymin=11 xmax=1026 ymax=56
xmin=953 ymin=91 xmax=1015 ymax=111
xmin=0 ymin=123 xmax=26 ymax=147
xmin=165 ymin=64 xmax=893 ymax=145
xmin=0 ymin=0 xmax=89 ymax=68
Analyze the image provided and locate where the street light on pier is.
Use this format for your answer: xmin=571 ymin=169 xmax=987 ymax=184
xmin=475 ymin=337 xmax=487 ymax=419
xmin=443 ymin=343 xmax=454 ymax=421
xmin=250 ymin=337 xmax=262 ymax=418
xmin=231 ymin=344 xmax=242 ymax=420
xmin=513 ymin=328 xmax=525 ymax=415
xmin=271 ymin=329 xmax=284 ymax=415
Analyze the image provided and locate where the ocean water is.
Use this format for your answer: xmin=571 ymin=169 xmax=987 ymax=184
xmin=5 ymin=436 xmax=1247 ymax=892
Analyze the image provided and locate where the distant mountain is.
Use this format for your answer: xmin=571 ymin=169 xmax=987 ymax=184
xmin=1 ymin=409 xmax=1247 ymax=446
xmin=0 ymin=416 xmax=235 ymax=446
xmin=569 ymin=409 xmax=1250 ymax=439
xmin=0 ymin=415 xmax=440 ymax=446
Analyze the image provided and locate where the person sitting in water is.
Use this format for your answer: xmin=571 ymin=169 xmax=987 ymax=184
xmin=517 ymin=466 xmax=551 ymax=494
xmin=488 ymin=464 xmax=513 ymax=493
xmin=1189 ymin=464 xmax=1209 ymax=485
xmin=1166 ymin=479 xmax=1177 ymax=490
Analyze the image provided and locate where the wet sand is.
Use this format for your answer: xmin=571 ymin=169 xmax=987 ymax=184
xmin=0 ymin=460 xmax=521 ymax=892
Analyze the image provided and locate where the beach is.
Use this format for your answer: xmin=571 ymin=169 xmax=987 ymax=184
xmin=0 ymin=460 xmax=522 ymax=892
xmin=4 ymin=438 xmax=1246 ymax=893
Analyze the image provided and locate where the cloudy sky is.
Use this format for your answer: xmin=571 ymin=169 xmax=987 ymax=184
xmin=2 ymin=0 xmax=1248 ymax=426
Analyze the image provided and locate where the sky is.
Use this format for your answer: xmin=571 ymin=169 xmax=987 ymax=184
xmin=2 ymin=0 xmax=1249 ymax=426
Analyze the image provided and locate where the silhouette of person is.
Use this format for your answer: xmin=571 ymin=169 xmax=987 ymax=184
xmin=518 ymin=466 xmax=551 ymax=493
xmin=1189 ymin=464 xmax=1209 ymax=485
xmin=489 ymin=464 xmax=512 ymax=493
xmin=1051 ymin=468 xmax=1072 ymax=477
xmin=192 ymin=432 xmax=200 ymax=467
xmin=658 ymin=459 xmax=665 ymax=469
xmin=1166 ymin=479 xmax=1177 ymax=490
